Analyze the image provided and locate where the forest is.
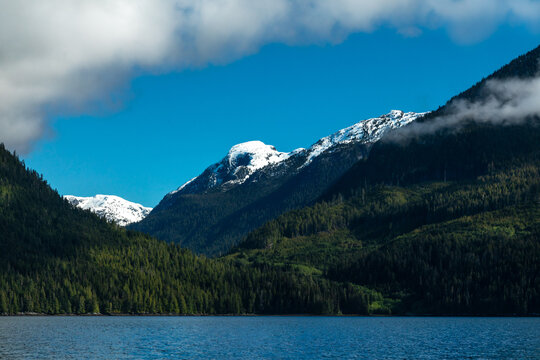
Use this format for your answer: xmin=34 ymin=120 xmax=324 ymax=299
xmin=235 ymin=159 xmax=539 ymax=314
xmin=0 ymin=143 xmax=382 ymax=315
xmin=1 ymin=45 xmax=539 ymax=316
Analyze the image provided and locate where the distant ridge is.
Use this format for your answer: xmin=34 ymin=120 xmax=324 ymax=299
xmin=64 ymin=194 xmax=152 ymax=226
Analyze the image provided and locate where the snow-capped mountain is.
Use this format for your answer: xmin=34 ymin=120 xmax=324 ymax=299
xmin=169 ymin=141 xmax=291 ymax=195
xmin=64 ymin=194 xmax=152 ymax=226
xmin=133 ymin=110 xmax=426 ymax=255
xmin=170 ymin=110 xmax=425 ymax=195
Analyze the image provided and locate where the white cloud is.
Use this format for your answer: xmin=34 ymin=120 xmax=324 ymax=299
xmin=1 ymin=0 xmax=539 ymax=152
xmin=450 ymin=76 xmax=540 ymax=122
xmin=388 ymin=74 xmax=540 ymax=141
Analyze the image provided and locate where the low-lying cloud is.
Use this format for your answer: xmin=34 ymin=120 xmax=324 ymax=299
xmin=389 ymin=74 xmax=540 ymax=141
xmin=448 ymin=76 xmax=540 ymax=123
xmin=1 ymin=0 xmax=540 ymax=152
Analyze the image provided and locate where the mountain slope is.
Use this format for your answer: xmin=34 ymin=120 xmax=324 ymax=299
xmin=322 ymin=44 xmax=540 ymax=198
xmin=232 ymin=130 xmax=540 ymax=315
xmin=229 ymin=45 xmax=540 ymax=315
xmin=64 ymin=194 xmax=152 ymax=226
xmin=132 ymin=110 xmax=424 ymax=256
xmin=0 ymin=143 xmax=383 ymax=315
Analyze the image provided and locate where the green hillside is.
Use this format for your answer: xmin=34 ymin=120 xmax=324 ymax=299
xmin=229 ymin=46 xmax=540 ymax=315
xmin=233 ymin=161 xmax=539 ymax=314
xmin=0 ymin=144 xmax=382 ymax=315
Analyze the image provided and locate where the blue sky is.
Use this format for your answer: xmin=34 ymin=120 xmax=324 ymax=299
xmin=21 ymin=25 xmax=540 ymax=207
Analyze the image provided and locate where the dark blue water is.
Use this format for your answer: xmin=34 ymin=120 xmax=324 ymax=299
xmin=0 ymin=316 xmax=538 ymax=359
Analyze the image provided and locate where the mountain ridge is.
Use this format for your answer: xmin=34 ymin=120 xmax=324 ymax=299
xmin=133 ymin=110 xmax=425 ymax=255
xmin=168 ymin=110 xmax=425 ymax=197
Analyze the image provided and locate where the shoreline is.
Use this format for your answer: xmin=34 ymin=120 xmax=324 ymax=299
xmin=2 ymin=312 xmax=539 ymax=318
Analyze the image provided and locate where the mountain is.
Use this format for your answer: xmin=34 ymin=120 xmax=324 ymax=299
xmin=64 ymin=194 xmax=152 ymax=226
xmin=0 ymin=143 xmax=378 ymax=315
xmin=323 ymin=44 xmax=540 ymax=196
xmin=230 ymin=45 xmax=540 ymax=315
xmin=132 ymin=110 xmax=425 ymax=256
xmin=171 ymin=110 xmax=422 ymax=195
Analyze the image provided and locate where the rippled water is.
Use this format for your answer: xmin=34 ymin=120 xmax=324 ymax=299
xmin=0 ymin=316 xmax=538 ymax=359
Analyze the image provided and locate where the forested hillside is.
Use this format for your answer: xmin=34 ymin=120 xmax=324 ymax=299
xmin=323 ymin=45 xmax=540 ymax=195
xmin=234 ymin=161 xmax=539 ymax=314
xmin=230 ymin=45 xmax=540 ymax=315
xmin=0 ymin=144 xmax=384 ymax=315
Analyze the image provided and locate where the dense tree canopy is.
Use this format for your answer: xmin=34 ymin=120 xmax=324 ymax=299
xmin=0 ymin=144 xmax=381 ymax=315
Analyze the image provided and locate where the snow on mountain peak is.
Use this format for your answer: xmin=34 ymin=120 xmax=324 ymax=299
xmin=302 ymin=110 xmax=425 ymax=166
xmin=225 ymin=140 xmax=290 ymax=173
xmin=170 ymin=110 xmax=426 ymax=195
xmin=168 ymin=140 xmax=290 ymax=195
xmin=64 ymin=194 xmax=152 ymax=226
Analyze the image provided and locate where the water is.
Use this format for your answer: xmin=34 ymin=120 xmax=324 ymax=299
xmin=0 ymin=316 xmax=538 ymax=359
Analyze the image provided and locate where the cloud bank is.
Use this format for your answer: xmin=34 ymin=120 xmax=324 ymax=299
xmin=1 ymin=0 xmax=540 ymax=152
xmin=447 ymin=76 xmax=540 ymax=124
xmin=389 ymin=73 xmax=540 ymax=141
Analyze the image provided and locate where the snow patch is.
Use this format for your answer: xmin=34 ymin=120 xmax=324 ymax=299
xmin=64 ymin=194 xmax=152 ymax=226
xmin=169 ymin=177 xmax=197 ymax=195
xmin=222 ymin=140 xmax=290 ymax=185
xmin=302 ymin=110 xmax=425 ymax=166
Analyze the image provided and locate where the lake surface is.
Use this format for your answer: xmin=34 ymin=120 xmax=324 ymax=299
xmin=0 ymin=316 xmax=538 ymax=359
